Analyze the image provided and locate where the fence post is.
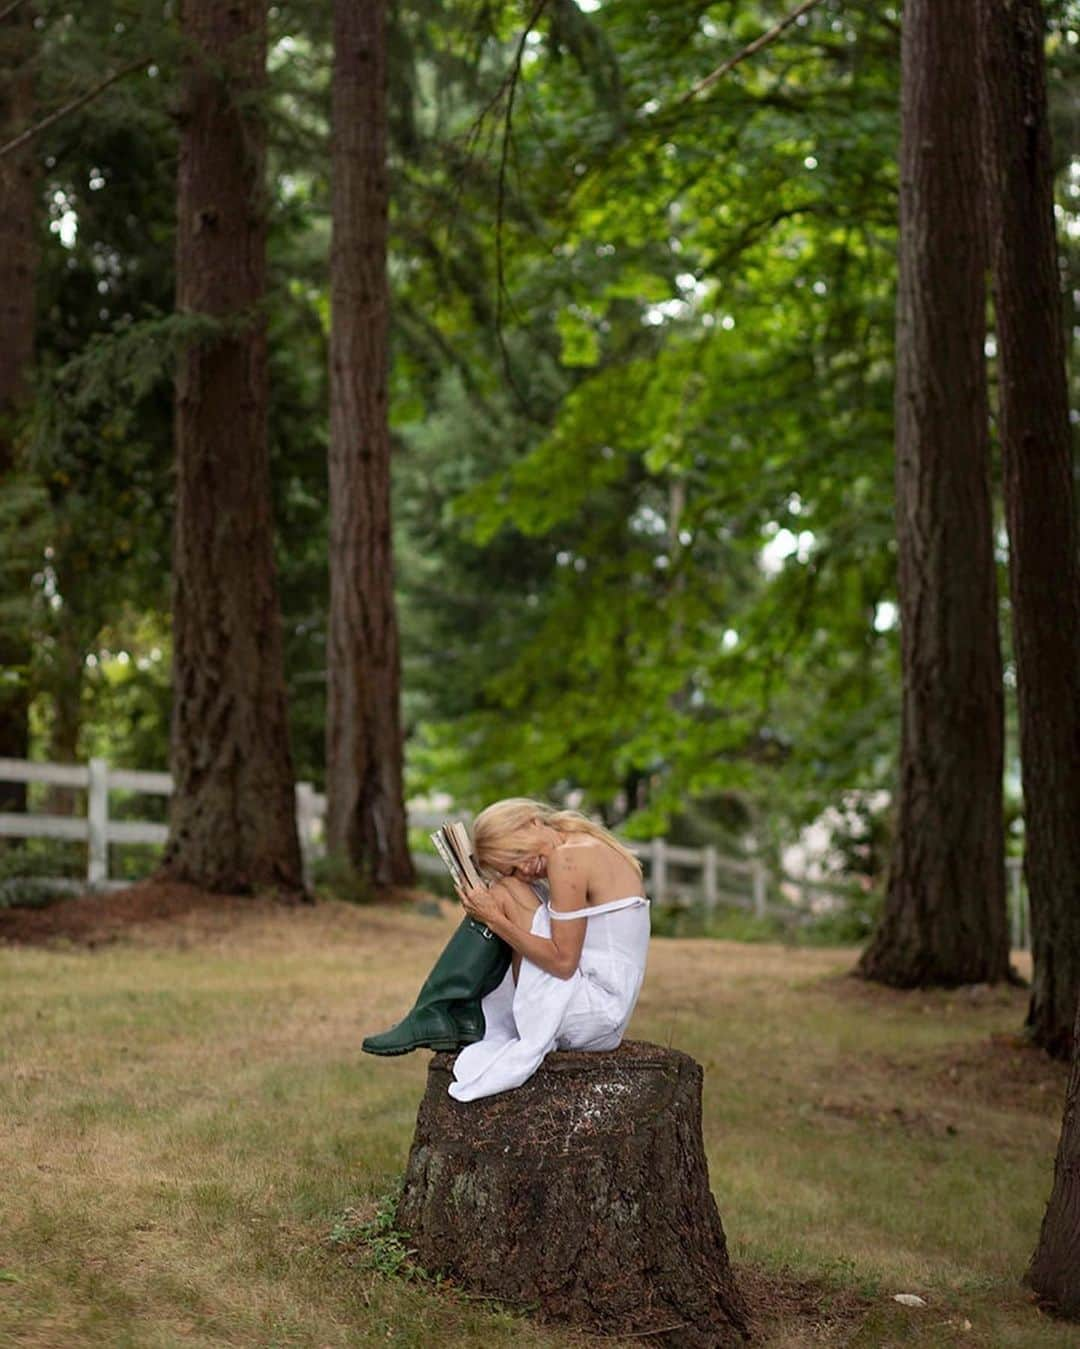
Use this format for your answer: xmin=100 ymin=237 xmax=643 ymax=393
xmin=651 ymin=837 xmax=667 ymax=904
xmin=702 ymin=844 xmax=718 ymax=916
xmin=295 ymin=781 xmax=316 ymax=890
xmin=751 ymin=860 xmax=767 ymax=919
xmin=87 ymin=757 xmax=109 ymax=887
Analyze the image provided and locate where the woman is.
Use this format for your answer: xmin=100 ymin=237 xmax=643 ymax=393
xmin=362 ymin=799 xmax=650 ymax=1101
xmin=448 ymin=799 xmax=651 ymax=1100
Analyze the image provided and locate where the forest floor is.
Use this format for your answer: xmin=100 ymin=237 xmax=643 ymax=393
xmin=0 ymin=882 xmax=1074 ymax=1348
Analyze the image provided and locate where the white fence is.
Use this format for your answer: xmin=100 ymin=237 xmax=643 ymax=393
xmin=0 ymin=757 xmax=782 ymax=915
xmin=0 ymin=756 xmax=1031 ymax=946
xmin=0 ymin=756 xmax=330 ymax=891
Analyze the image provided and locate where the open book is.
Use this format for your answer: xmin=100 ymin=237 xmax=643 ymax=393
xmin=429 ymin=819 xmax=485 ymax=891
xmin=430 ymin=820 xmax=499 ymax=939
xmin=428 ymin=820 xmax=496 ymax=938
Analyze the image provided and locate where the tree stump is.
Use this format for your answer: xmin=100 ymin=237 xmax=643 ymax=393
xmin=396 ymin=1040 xmax=750 ymax=1346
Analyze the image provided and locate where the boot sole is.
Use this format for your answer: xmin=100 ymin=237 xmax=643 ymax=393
xmin=362 ymin=1038 xmax=474 ymax=1056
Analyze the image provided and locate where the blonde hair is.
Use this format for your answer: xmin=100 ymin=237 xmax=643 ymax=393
xmin=472 ymin=797 xmax=642 ymax=881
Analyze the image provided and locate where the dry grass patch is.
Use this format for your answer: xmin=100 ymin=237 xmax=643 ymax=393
xmin=0 ymin=892 xmax=1076 ymax=1347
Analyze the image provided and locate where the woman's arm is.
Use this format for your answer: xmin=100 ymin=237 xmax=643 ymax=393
xmin=456 ymin=860 xmax=587 ymax=979
xmin=473 ymin=903 xmax=584 ymax=979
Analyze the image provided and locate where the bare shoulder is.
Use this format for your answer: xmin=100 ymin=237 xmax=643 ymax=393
xmin=490 ymin=875 xmax=538 ymax=903
xmin=550 ymin=836 xmax=642 ymax=904
xmin=489 ymin=874 xmax=540 ymax=920
xmin=548 ymin=839 xmax=601 ymax=877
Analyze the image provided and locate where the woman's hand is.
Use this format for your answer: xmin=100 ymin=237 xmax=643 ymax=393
xmin=454 ymin=878 xmax=502 ymax=926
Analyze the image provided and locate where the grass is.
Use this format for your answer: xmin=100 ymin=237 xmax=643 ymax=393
xmin=0 ymin=895 xmax=1074 ymax=1348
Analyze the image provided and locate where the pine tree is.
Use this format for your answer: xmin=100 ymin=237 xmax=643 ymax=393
xmin=160 ymin=0 xmax=303 ymax=895
xmin=855 ymin=0 xmax=1013 ymax=987
xmin=325 ymin=0 xmax=414 ymax=887
xmin=978 ymin=0 xmax=1080 ymax=1061
xmin=1027 ymin=996 xmax=1080 ymax=1311
xmin=0 ymin=4 xmax=38 ymax=813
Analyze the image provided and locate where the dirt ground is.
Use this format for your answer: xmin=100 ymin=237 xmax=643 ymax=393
xmin=0 ymin=877 xmax=429 ymax=948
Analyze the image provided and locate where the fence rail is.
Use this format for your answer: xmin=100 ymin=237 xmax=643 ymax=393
xmin=0 ymin=756 xmax=1031 ymax=947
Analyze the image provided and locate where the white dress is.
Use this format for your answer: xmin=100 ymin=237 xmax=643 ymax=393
xmin=447 ymin=886 xmax=651 ymax=1102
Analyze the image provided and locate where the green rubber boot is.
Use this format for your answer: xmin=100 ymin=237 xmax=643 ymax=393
xmin=361 ymin=917 xmax=512 ymax=1056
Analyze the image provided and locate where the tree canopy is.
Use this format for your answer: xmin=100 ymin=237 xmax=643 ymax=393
xmin=5 ymin=0 xmax=1080 ymax=876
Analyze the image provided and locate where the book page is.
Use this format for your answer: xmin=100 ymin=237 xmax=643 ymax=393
xmin=449 ymin=821 xmax=482 ymax=888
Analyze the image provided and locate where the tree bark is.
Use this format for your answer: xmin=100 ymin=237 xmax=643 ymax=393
xmin=161 ymin=0 xmax=304 ymax=896
xmin=855 ymin=0 xmax=1013 ymax=988
xmin=326 ymin=0 xmax=414 ymax=887
xmin=1027 ymin=995 xmax=1080 ymax=1314
xmin=977 ymin=0 xmax=1080 ymax=1061
xmin=397 ymin=1042 xmax=750 ymax=1347
xmin=0 ymin=3 xmax=37 ymax=813
xmin=42 ymin=611 xmax=82 ymax=817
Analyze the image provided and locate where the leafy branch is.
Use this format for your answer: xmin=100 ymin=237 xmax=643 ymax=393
xmin=0 ymin=56 xmax=154 ymax=161
xmin=677 ymin=0 xmax=828 ymax=106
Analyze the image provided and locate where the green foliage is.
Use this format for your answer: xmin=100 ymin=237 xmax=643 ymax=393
xmin=650 ymin=903 xmax=790 ymax=942
xmin=310 ymin=853 xmax=380 ymax=906
xmin=389 ymin=0 xmax=912 ymax=856
xmin=0 ymin=841 xmax=82 ymax=910
xmin=9 ymin=0 xmax=1079 ymax=888
xmin=0 ymin=467 xmax=49 ymax=690
xmin=792 ymin=897 xmax=882 ymax=947
xmin=79 ymin=617 xmax=173 ymax=772
xmin=649 ymin=888 xmax=883 ymax=946
xmin=329 ymin=1181 xmax=436 ymax=1284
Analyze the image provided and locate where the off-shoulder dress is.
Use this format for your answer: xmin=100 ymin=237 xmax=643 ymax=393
xmin=447 ymin=881 xmax=651 ymax=1102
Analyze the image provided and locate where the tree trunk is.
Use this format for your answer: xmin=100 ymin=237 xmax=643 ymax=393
xmin=161 ymin=0 xmax=304 ymax=897
xmin=1027 ymin=994 xmax=1080 ymax=1314
xmin=855 ymin=0 xmax=1013 ymax=988
xmin=977 ymin=0 xmax=1080 ymax=1061
xmin=326 ymin=0 xmax=414 ymax=887
xmin=0 ymin=4 xmax=37 ymax=814
xmin=42 ymin=612 xmax=82 ymax=817
xmin=397 ymin=1042 xmax=750 ymax=1347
